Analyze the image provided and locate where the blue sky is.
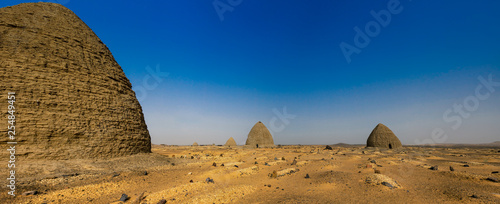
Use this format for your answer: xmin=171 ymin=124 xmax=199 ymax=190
xmin=3 ymin=0 xmax=500 ymax=145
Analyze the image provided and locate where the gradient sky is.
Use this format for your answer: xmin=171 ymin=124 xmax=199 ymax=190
xmin=2 ymin=0 xmax=500 ymax=145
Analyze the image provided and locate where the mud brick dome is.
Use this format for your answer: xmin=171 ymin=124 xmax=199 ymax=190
xmin=245 ymin=121 xmax=274 ymax=147
xmin=0 ymin=3 xmax=151 ymax=159
xmin=366 ymin=123 xmax=402 ymax=149
xmin=225 ymin=137 xmax=237 ymax=147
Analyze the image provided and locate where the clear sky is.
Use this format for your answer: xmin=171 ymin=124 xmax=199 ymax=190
xmin=3 ymin=0 xmax=500 ymax=145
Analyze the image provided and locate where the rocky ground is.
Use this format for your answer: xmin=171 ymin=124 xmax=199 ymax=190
xmin=1 ymin=145 xmax=499 ymax=203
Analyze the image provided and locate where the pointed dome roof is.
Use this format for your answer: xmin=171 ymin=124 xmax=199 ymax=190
xmin=225 ymin=137 xmax=237 ymax=146
xmin=366 ymin=123 xmax=402 ymax=149
xmin=245 ymin=121 xmax=274 ymax=147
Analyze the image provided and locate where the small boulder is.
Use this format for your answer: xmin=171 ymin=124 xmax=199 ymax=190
xmin=430 ymin=166 xmax=438 ymax=171
xmin=119 ymin=194 xmax=128 ymax=202
xmin=22 ymin=191 xmax=38 ymax=196
xmin=486 ymin=177 xmax=499 ymax=183
xmin=449 ymin=166 xmax=454 ymax=171
xmin=381 ymin=181 xmax=393 ymax=188
xmin=325 ymin=145 xmax=333 ymax=150
xmin=305 ymin=174 xmax=310 ymax=179
xmin=157 ymin=199 xmax=167 ymax=204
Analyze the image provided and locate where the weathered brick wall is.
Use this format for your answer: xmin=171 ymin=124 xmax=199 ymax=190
xmin=0 ymin=3 xmax=151 ymax=159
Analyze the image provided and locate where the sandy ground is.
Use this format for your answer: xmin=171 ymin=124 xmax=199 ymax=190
xmin=1 ymin=145 xmax=499 ymax=203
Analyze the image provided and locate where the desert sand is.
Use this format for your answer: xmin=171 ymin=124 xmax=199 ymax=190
xmin=1 ymin=144 xmax=499 ymax=203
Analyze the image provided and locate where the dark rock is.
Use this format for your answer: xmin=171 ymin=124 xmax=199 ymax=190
xmin=157 ymin=199 xmax=167 ymax=204
xmin=119 ymin=194 xmax=128 ymax=202
xmin=370 ymin=160 xmax=376 ymax=164
xmin=305 ymin=174 xmax=310 ymax=179
xmin=463 ymin=164 xmax=470 ymax=167
xmin=212 ymin=162 xmax=217 ymax=167
xmin=189 ymin=180 xmax=193 ymax=183
xmin=255 ymin=161 xmax=258 ymax=164
xmin=471 ymin=194 xmax=479 ymax=198
xmin=486 ymin=177 xmax=499 ymax=183
xmin=492 ymin=171 xmax=499 ymax=174
xmin=221 ymin=164 xmax=224 ymax=167
xmin=268 ymin=184 xmax=272 ymax=187
xmin=234 ymin=165 xmax=239 ymax=168
xmin=22 ymin=191 xmax=38 ymax=196
xmin=381 ymin=182 xmax=393 ymax=188
xmin=291 ymin=159 xmax=297 ymax=165
xmin=374 ymin=169 xmax=381 ymax=174
xmin=325 ymin=145 xmax=333 ymax=150
xmin=206 ymin=177 xmax=214 ymax=183
xmin=171 ymin=163 xmax=175 ymax=166
xmin=143 ymin=171 xmax=148 ymax=176
xmin=430 ymin=166 xmax=438 ymax=171
xmin=449 ymin=166 xmax=454 ymax=171
xmin=191 ymin=156 xmax=194 ymax=159
xmin=112 ymin=173 xmax=120 ymax=177
xmin=274 ymin=157 xmax=278 ymax=160
xmin=271 ymin=171 xmax=277 ymax=178
xmin=265 ymin=162 xmax=269 ymax=166
xmin=282 ymin=157 xmax=286 ymax=160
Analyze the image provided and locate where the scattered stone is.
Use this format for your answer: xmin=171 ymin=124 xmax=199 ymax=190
xmin=471 ymin=194 xmax=479 ymax=198
xmin=370 ymin=160 xmax=376 ymax=164
xmin=374 ymin=169 xmax=381 ymax=174
xmin=268 ymin=184 xmax=272 ymax=187
xmin=365 ymin=174 xmax=401 ymax=188
xmin=381 ymin=181 xmax=393 ymax=188
xmin=234 ymin=165 xmax=239 ymax=168
xmin=132 ymin=192 xmax=145 ymax=204
xmin=492 ymin=171 xmax=499 ymax=174
xmin=325 ymin=145 xmax=333 ymax=150
xmin=206 ymin=177 xmax=214 ymax=183
xmin=255 ymin=161 xmax=258 ymax=164
xmin=291 ymin=159 xmax=297 ymax=165
xmin=142 ymin=171 xmax=148 ymax=176
xmin=212 ymin=162 xmax=217 ymax=167
xmin=187 ymin=172 xmax=192 ymax=175
xmin=189 ymin=180 xmax=193 ymax=183
xmin=191 ymin=156 xmax=194 ymax=159
xmin=157 ymin=199 xmax=167 ymax=204
xmin=265 ymin=162 xmax=269 ymax=166
xmin=221 ymin=164 xmax=224 ymax=167
xmin=220 ymin=154 xmax=224 ymax=157
xmin=113 ymin=173 xmax=120 ymax=177
xmin=119 ymin=194 xmax=128 ymax=202
xmin=305 ymin=174 xmax=310 ymax=179
xmin=274 ymin=157 xmax=278 ymax=160
xmin=463 ymin=164 xmax=470 ymax=167
xmin=362 ymin=151 xmax=366 ymax=154
xmin=22 ymin=191 xmax=38 ymax=196
xmin=171 ymin=163 xmax=175 ymax=166
xmin=282 ymin=157 xmax=286 ymax=160
xmin=449 ymin=166 xmax=454 ymax=171
xmin=430 ymin=166 xmax=438 ymax=171
xmin=486 ymin=177 xmax=499 ymax=183
xmin=271 ymin=170 xmax=278 ymax=178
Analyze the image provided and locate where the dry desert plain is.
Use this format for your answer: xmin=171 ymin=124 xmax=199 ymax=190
xmin=1 ymin=144 xmax=500 ymax=203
